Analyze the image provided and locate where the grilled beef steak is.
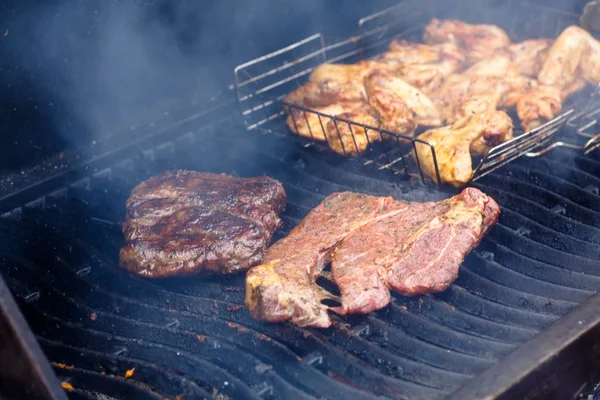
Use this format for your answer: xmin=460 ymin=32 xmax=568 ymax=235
xmin=120 ymin=170 xmax=286 ymax=278
xmin=245 ymin=188 xmax=499 ymax=328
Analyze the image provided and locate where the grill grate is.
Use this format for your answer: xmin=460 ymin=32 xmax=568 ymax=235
xmin=0 ymin=104 xmax=599 ymax=399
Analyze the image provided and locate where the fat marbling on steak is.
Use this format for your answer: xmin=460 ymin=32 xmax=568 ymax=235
xmin=245 ymin=187 xmax=499 ymax=328
xmin=119 ymin=170 xmax=286 ymax=278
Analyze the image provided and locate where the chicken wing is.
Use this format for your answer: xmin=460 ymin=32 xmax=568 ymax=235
xmin=469 ymin=111 xmax=515 ymax=156
xmin=283 ymin=81 xmax=360 ymax=108
xmin=363 ymin=81 xmax=416 ymax=136
xmin=466 ymin=54 xmax=536 ymax=91
xmin=515 ymin=85 xmax=563 ymax=132
xmin=415 ymin=111 xmax=514 ymax=187
xmin=284 ymin=61 xmax=390 ymax=107
xmin=286 ymin=101 xmax=380 ymax=155
xmin=379 ymin=40 xmax=466 ymax=92
xmin=324 ymin=102 xmax=381 ymax=155
xmin=424 ymin=19 xmax=511 ymax=63
xmin=538 ymin=26 xmax=589 ymax=88
xmin=364 ymin=70 xmax=441 ymax=127
xmin=286 ymin=102 xmax=364 ymax=141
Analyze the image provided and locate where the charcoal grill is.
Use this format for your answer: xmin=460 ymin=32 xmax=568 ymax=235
xmin=1 ymin=0 xmax=600 ymax=399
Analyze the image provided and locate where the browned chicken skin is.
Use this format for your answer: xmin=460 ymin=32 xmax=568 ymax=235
xmin=508 ymin=25 xmax=600 ymax=131
xmin=537 ymin=25 xmax=600 ymax=87
xmin=424 ymin=18 xmax=511 ymax=63
xmin=515 ymin=85 xmax=563 ymax=132
xmin=495 ymin=39 xmax=553 ymax=76
xmin=285 ymin=101 xmax=382 ymax=156
xmin=284 ymin=61 xmax=392 ymax=108
xmin=378 ymin=40 xmax=466 ymax=93
xmin=324 ymin=103 xmax=381 ymax=155
xmin=285 ymin=102 xmax=365 ymax=141
xmin=364 ymin=70 xmax=441 ymax=127
xmin=538 ymin=26 xmax=591 ymax=88
xmin=431 ymin=73 xmax=510 ymax=123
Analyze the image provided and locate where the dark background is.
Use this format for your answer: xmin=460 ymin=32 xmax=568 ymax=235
xmin=0 ymin=0 xmax=591 ymax=175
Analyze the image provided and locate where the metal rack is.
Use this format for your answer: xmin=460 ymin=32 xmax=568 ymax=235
xmin=234 ymin=0 xmax=598 ymax=186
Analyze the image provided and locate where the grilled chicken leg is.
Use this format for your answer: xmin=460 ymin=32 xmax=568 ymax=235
xmin=538 ymin=26 xmax=589 ymax=88
xmin=415 ymin=110 xmax=514 ymax=187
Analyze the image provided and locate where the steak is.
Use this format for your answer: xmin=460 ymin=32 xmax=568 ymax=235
xmin=245 ymin=188 xmax=499 ymax=328
xmin=119 ymin=170 xmax=286 ymax=278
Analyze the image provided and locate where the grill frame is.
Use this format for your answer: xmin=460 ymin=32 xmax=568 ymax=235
xmin=0 ymin=273 xmax=68 ymax=400
xmin=234 ymin=0 xmax=596 ymax=187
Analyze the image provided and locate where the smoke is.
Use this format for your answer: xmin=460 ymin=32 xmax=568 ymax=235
xmin=2 ymin=0 xmax=223 ymax=138
xmin=0 ymin=0 xmax=391 ymax=150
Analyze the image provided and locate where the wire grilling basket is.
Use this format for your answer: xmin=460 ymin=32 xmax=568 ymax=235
xmin=234 ymin=0 xmax=600 ymax=186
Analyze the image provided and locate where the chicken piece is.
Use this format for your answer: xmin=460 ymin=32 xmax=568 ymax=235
xmin=537 ymin=25 xmax=600 ymax=87
xmin=393 ymin=64 xmax=444 ymax=94
xmin=285 ymin=102 xmax=364 ymax=141
xmin=469 ymin=110 xmax=515 ymax=156
xmin=364 ymin=84 xmax=416 ymax=136
xmin=384 ymin=40 xmax=442 ymax=65
xmin=431 ymin=73 xmax=510 ymax=123
xmin=507 ymin=77 xmax=584 ymax=132
xmin=515 ymin=85 xmax=562 ymax=132
xmin=386 ymin=40 xmax=467 ymax=65
xmin=495 ymin=39 xmax=553 ymax=76
xmin=284 ymin=81 xmax=363 ymax=108
xmin=464 ymin=54 xmax=536 ymax=92
xmin=502 ymin=81 xmax=538 ymax=109
xmin=284 ymin=61 xmax=390 ymax=108
xmin=459 ymin=91 xmax=508 ymax=124
xmin=459 ymin=54 xmax=537 ymax=110
xmin=424 ymin=19 xmax=510 ymax=63
xmin=463 ymin=54 xmax=516 ymax=77
xmin=364 ymin=70 xmax=441 ymax=127
xmin=379 ymin=40 xmax=466 ymax=92
xmin=324 ymin=103 xmax=381 ymax=155
xmin=538 ymin=26 xmax=589 ymax=88
xmin=396 ymin=60 xmax=465 ymax=94
xmin=415 ymin=111 xmax=514 ymax=187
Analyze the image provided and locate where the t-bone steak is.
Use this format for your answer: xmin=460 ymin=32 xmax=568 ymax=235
xmin=245 ymin=187 xmax=499 ymax=328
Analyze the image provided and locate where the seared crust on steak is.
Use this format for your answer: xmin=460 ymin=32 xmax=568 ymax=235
xmin=120 ymin=170 xmax=286 ymax=278
xmin=245 ymin=188 xmax=499 ymax=328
